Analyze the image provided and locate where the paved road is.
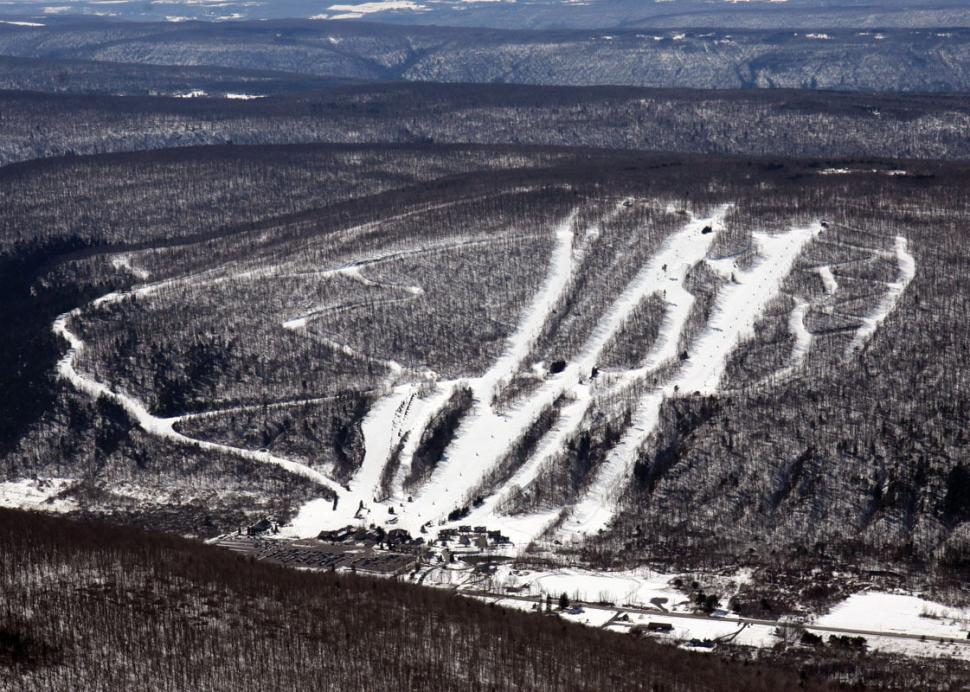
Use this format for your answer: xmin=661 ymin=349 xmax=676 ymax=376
xmin=463 ymin=589 xmax=970 ymax=645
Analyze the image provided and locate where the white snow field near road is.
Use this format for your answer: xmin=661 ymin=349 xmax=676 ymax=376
xmin=818 ymin=592 xmax=970 ymax=640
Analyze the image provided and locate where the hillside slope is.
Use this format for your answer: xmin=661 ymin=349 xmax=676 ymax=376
xmin=0 ymin=508 xmax=832 ymax=692
xmin=4 ymin=145 xmax=970 ymax=579
xmin=3 ymin=84 xmax=970 ymax=168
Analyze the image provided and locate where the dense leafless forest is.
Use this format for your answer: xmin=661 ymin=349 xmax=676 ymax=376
xmin=3 ymin=84 xmax=970 ymax=168
xmin=0 ymin=508 xmax=842 ymax=691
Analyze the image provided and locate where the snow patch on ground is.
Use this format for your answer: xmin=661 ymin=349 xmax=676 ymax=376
xmin=788 ymin=298 xmax=812 ymax=367
xmin=327 ymin=1 xmax=426 ymax=14
xmin=0 ymin=478 xmax=77 ymax=513
xmin=818 ymin=592 xmax=970 ymax=640
xmin=110 ymin=254 xmax=150 ymax=280
xmin=816 ymin=265 xmax=838 ymax=294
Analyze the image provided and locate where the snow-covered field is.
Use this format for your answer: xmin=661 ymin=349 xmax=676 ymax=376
xmin=817 ymin=592 xmax=970 ymax=640
xmin=487 ymin=564 xmax=713 ymax=608
xmin=0 ymin=478 xmax=78 ymax=513
xmin=420 ymin=560 xmax=970 ymax=659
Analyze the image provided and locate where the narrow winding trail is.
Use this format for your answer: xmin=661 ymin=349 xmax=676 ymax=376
xmin=846 ymin=236 xmax=916 ymax=355
xmin=53 ymin=300 xmax=346 ymax=496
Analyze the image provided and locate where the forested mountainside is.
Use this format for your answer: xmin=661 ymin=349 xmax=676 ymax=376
xmin=0 ymin=20 xmax=969 ymax=92
xmin=0 ymin=144 xmax=563 ymax=533
xmin=0 ymin=508 xmax=838 ymax=692
xmin=0 ymin=55 xmax=360 ymax=97
xmin=3 ymin=84 xmax=970 ymax=168
xmin=4 ymin=144 xmax=970 ymax=585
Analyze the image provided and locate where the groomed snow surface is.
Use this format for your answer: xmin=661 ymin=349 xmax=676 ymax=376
xmin=846 ymin=235 xmax=916 ymax=355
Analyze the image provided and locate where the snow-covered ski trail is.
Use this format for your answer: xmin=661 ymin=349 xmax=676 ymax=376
xmin=284 ymin=386 xmax=420 ymax=535
xmin=53 ymin=302 xmax=345 ymax=496
xmin=175 ymin=393 xmax=351 ymax=423
xmin=287 ymin=209 xmax=583 ymax=535
xmin=558 ymin=222 xmax=823 ymax=539
xmin=381 ymin=210 xmax=582 ymax=518
xmin=788 ymin=299 xmax=813 ymax=368
xmin=457 ymin=207 xmax=731 ymax=532
xmin=846 ymin=236 xmax=916 ymax=355
xmin=480 ymin=210 xmax=580 ymax=399
xmin=393 ymin=206 xmax=731 ymax=538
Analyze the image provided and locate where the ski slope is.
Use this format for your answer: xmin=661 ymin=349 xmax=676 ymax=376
xmin=295 ymin=206 xmax=735 ymax=541
xmin=560 ymin=223 xmax=822 ymax=538
xmin=48 ymin=196 xmax=916 ymax=552
xmin=846 ymin=235 xmax=916 ymax=355
xmin=284 ymin=206 xmax=914 ymax=547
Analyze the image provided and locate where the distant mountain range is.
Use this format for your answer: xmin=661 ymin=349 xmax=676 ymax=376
xmin=0 ymin=19 xmax=968 ymax=92
xmin=1 ymin=0 xmax=969 ymax=30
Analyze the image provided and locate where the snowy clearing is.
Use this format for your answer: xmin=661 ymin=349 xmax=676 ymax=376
xmin=817 ymin=592 xmax=970 ymax=640
xmin=0 ymin=478 xmax=77 ymax=513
